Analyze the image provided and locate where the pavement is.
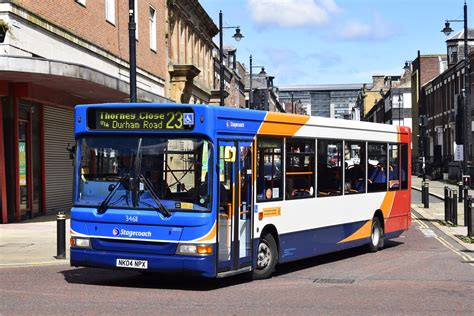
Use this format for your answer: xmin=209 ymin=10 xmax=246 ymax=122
xmin=1 ymin=177 xmax=473 ymax=267
xmin=411 ymin=176 xmax=474 ymax=252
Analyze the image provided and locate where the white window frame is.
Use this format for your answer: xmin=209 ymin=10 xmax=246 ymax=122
xmin=105 ymin=0 xmax=116 ymax=25
xmin=75 ymin=0 xmax=86 ymax=6
xmin=149 ymin=6 xmax=157 ymax=52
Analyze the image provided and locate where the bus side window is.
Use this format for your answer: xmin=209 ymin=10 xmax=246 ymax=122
xmin=344 ymin=141 xmax=366 ymax=194
xmin=285 ymin=138 xmax=315 ymax=199
xmin=257 ymin=137 xmax=283 ymax=202
xmin=400 ymin=143 xmax=408 ymax=189
xmin=317 ymin=139 xmax=343 ymax=197
xmin=389 ymin=144 xmax=400 ymax=191
xmin=368 ymin=143 xmax=388 ymax=193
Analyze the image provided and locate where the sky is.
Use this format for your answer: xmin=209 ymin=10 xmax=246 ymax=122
xmin=199 ymin=0 xmax=468 ymax=86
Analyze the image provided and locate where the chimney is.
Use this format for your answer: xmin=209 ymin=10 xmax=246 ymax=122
xmin=372 ymin=75 xmax=385 ymax=90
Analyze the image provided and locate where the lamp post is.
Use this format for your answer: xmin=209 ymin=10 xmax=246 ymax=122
xmin=219 ymin=11 xmax=243 ymax=106
xmin=249 ymin=55 xmax=265 ymax=109
xmin=128 ymin=0 xmax=137 ymax=103
xmin=398 ymin=94 xmax=404 ymax=126
xmin=442 ymin=0 xmax=471 ymax=180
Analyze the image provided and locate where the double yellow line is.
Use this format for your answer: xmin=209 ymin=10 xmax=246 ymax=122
xmin=412 ymin=214 xmax=474 ymax=267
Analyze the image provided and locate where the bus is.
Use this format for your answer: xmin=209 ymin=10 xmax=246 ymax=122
xmin=70 ymin=103 xmax=411 ymax=279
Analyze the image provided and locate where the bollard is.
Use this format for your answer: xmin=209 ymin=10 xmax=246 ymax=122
xmin=56 ymin=212 xmax=66 ymax=259
xmin=448 ymin=189 xmax=453 ymax=224
xmin=421 ymin=182 xmax=426 ymax=206
xmin=464 ymin=187 xmax=469 ymax=226
xmin=452 ymin=190 xmax=458 ymax=226
xmin=423 ymin=182 xmax=429 ymax=208
xmin=458 ymin=182 xmax=463 ymax=202
xmin=444 ymin=187 xmax=449 ymax=223
xmin=467 ymin=196 xmax=473 ymax=238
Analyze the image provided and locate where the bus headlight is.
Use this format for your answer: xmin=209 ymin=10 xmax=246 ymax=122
xmin=70 ymin=237 xmax=91 ymax=248
xmin=176 ymin=244 xmax=213 ymax=255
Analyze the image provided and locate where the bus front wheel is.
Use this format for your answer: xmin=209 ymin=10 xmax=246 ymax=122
xmin=368 ymin=217 xmax=384 ymax=252
xmin=253 ymin=233 xmax=277 ymax=279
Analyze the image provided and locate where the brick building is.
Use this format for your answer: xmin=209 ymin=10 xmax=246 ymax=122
xmin=0 ymin=0 xmax=170 ymax=223
xmin=410 ymin=54 xmax=447 ymax=165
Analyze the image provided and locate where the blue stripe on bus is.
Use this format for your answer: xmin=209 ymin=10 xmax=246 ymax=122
xmin=277 ymin=221 xmax=368 ymax=263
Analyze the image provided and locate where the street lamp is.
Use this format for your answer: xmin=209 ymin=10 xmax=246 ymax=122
xmin=219 ymin=11 xmax=243 ymax=106
xmin=249 ymin=55 xmax=265 ymax=109
xmin=128 ymin=0 xmax=137 ymax=103
xmin=441 ymin=0 xmax=471 ymax=182
xmin=398 ymin=94 xmax=404 ymax=126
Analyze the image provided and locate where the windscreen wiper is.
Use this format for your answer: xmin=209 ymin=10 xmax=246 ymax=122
xmin=97 ymin=174 xmax=129 ymax=214
xmin=138 ymin=174 xmax=171 ymax=217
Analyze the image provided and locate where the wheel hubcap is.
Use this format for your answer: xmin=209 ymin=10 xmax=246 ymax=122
xmin=372 ymin=224 xmax=380 ymax=246
xmin=257 ymin=242 xmax=271 ymax=269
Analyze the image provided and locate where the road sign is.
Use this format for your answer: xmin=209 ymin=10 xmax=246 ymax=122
xmin=454 ymin=144 xmax=464 ymax=161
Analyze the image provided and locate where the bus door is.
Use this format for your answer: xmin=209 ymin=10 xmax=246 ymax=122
xmin=217 ymin=140 xmax=253 ymax=274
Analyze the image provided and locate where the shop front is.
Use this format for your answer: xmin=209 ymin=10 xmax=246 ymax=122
xmin=0 ymin=56 xmax=169 ymax=223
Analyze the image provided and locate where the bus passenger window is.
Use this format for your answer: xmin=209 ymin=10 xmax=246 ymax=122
xmin=389 ymin=144 xmax=400 ymax=191
xmin=344 ymin=141 xmax=366 ymax=194
xmin=257 ymin=138 xmax=283 ymax=202
xmin=317 ymin=139 xmax=343 ymax=197
xmin=286 ymin=138 xmax=315 ymax=199
xmin=401 ymin=143 xmax=408 ymax=189
xmin=368 ymin=143 xmax=388 ymax=193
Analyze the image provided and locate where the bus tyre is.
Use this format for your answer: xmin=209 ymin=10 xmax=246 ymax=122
xmin=368 ymin=217 xmax=384 ymax=252
xmin=253 ymin=233 xmax=278 ymax=280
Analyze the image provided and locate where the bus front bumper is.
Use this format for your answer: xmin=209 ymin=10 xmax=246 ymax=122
xmin=70 ymin=248 xmax=216 ymax=278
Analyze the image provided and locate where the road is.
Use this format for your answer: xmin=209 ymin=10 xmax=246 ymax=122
xmin=1 ymin=191 xmax=473 ymax=315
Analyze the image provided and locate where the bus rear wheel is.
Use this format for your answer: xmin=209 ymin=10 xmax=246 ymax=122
xmin=252 ymin=233 xmax=277 ymax=280
xmin=368 ymin=217 xmax=384 ymax=252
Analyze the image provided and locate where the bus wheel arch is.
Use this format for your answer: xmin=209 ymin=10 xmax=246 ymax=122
xmin=253 ymin=225 xmax=279 ymax=279
xmin=369 ymin=210 xmax=385 ymax=252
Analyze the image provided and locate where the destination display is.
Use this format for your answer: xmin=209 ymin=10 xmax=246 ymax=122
xmin=87 ymin=108 xmax=195 ymax=130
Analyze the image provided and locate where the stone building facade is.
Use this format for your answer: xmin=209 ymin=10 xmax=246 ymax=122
xmin=166 ymin=0 xmax=218 ymax=104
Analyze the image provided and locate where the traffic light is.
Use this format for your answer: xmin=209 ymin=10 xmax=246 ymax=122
xmin=455 ymin=94 xmax=464 ymax=144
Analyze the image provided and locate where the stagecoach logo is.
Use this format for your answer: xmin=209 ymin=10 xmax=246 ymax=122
xmin=226 ymin=120 xmax=245 ymax=129
xmin=112 ymin=227 xmax=152 ymax=238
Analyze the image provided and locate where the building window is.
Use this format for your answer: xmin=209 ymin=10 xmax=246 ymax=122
xmin=75 ymin=0 xmax=86 ymax=6
xmin=105 ymin=0 xmax=116 ymax=25
xmin=257 ymin=138 xmax=283 ymax=202
xmin=285 ymin=138 xmax=315 ymax=199
xmin=149 ymin=7 xmax=156 ymax=51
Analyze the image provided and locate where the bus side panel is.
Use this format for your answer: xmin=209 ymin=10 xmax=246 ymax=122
xmin=385 ymin=188 xmax=411 ymax=234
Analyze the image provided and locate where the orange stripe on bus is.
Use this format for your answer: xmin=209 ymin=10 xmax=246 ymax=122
xmin=380 ymin=191 xmax=396 ymax=218
xmin=258 ymin=112 xmax=310 ymax=136
xmin=338 ymin=220 xmax=372 ymax=243
xmin=339 ymin=191 xmax=396 ymax=244
xmin=196 ymin=222 xmax=216 ymax=242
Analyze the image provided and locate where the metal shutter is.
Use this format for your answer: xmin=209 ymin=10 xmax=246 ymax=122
xmin=43 ymin=106 xmax=74 ymax=214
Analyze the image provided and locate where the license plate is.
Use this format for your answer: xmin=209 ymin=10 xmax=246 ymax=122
xmin=116 ymin=258 xmax=148 ymax=269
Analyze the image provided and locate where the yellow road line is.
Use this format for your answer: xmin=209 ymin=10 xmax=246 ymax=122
xmin=413 ymin=213 xmax=474 ymax=267
xmin=435 ymin=236 xmax=474 ymax=267
xmin=412 ymin=214 xmax=429 ymax=229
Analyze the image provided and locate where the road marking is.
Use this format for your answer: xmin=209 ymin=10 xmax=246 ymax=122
xmin=412 ymin=213 xmax=474 ymax=267
xmin=435 ymin=236 xmax=474 ymax=267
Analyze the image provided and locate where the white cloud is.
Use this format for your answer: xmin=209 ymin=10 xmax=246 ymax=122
xmin=335 ymin=13 xmax=397 ymax=41
xmin=318 ymin=0 xmax=340 ymax=13
xmin=247 ymin=0 xmax=336 ymax=28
